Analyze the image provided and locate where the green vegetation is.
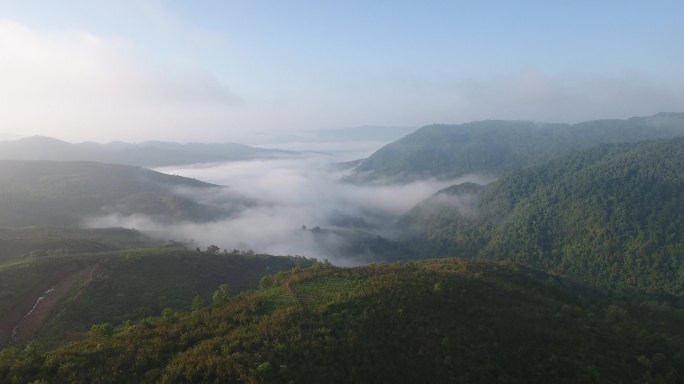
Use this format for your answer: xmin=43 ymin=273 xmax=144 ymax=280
xmin=0 ymin=160 xmax=245 ymax=226
xmin=400 ymin=137 xmax=684 ymax=295
xmin=0 ymin=248 xmax=312 ymax=348
xmin=351 ymin=112 xmax=684 ymax=182
xmin=0 ymin=136 xmax=295 ymax=167
xmin=0 ymin=226 xmax=154 ymax=265
xmin=2 ymin=117 xmax=684 ymax=382
xmin=2 ymin=259 xmax=683 ymax=383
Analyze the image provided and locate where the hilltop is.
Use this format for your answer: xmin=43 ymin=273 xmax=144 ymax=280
xmin=351 ymin=112 xmax=684 ymax=182
xmin=1 ymin=259 xmax=683 ymax=383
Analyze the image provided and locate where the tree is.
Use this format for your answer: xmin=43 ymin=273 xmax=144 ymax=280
xmin=90 ymin=323 xmax=113 ymax=339
xmin=192 ymin=295 xmax=205 ymax=311
xmin=206 ymin=245 xmax=220 ymax=254
xmin=212 ymin=284 xmax=230 ymax=306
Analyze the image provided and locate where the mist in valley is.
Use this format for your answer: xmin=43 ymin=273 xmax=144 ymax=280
xmin=85 ymin=151 xmax=492 ymax=265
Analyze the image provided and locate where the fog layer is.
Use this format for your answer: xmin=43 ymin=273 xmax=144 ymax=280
xmin=86 ymin=154 xmax=490 ymax=265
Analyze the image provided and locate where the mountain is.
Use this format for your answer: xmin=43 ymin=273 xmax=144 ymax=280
xmin=0 ymin=137 xmax=296 ymax=167
xmin=351 ymin=112 xmax=684 ymax=183
xmin=399 ymin=137 xmax=684 ymax=295
xmin=0 ymin=160 xmax=245 ymax=227
xmin=0 ymin=247 xmax=312 ymax=348
xmin=2 ymin=259 xmax=683 ymax=383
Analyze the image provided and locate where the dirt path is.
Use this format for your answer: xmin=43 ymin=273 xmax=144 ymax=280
xmin=0 ymin=263 xmax=100 ymax=347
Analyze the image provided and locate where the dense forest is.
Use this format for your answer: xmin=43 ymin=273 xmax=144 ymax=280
xmin=2 ymin=259 xmax=683 ymax=383
xmin=351 ymin=112 xmax=684 ymax=182
xmin=399 ymin=137 xmax=684 ymax=295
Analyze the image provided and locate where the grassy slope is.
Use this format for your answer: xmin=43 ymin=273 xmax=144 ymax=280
xmin=2 ymin=259 xmax=683 ymax=383
xmin=0 ymin=248 xmax=312 ymax=348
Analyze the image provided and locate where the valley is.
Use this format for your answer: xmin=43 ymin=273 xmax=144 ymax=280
xmin=3 ymin=3 xmax=684 ymax=381
xmin=1 ymin=113 xmax=684 ymax=383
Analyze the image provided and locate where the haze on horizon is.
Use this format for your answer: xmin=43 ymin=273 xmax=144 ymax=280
xmin=0 ymin=0 xmax=683 ymax=143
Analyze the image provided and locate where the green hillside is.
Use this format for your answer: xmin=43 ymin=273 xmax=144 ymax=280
xmin=0 ymin=160 xmax=244 ymax=226
xmin=0 ymin=248 xmax=312 ymax=349
xmin=0 ymin=226 xmax=154 ymax=265
xmin=351 ymin=112 xmax=684 ymax=182
xmin=0 ymin=136 xmax=295 ymax=167
xmin=2 ymin=259 xmax=683 ymax=383
xmin=399 ymin=137 xmax=684 ymax=294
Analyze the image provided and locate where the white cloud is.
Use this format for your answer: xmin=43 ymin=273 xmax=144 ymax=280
xmin=449 ymin=70 xmax=684 ymax=123
xmin=312 ymin=69 xmax=684 ymax=128
xmin=85 ymin=155 xmax=491 ymax=264
xmin=0 ymin=19 xmax=239 ymax=142
xmin=1 ymin=19 xmax=682 ymax=143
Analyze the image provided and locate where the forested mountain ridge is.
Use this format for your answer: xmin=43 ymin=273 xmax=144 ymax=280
xmin=399 ymin=137 xmax=684 ymax=294
xmin=0 ymin=136 xmax=296 ymax=167
xmin=351 ymin=112 xmax=684 ymax=182
xmin=2 ymin=259 xmax=683 ymax=383
xmin=0 ymin=160 xmax=246 ymax=226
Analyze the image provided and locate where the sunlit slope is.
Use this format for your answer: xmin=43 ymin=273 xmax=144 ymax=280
xmin=2 ymin=259 xmax=683 ymax=383
xmin=400 ymin=137 xmax=684 ymax=294
xmin=352 ymin=112 xmax=684 ymax=182
xmin=0 ymin=160 xmax=237 ymax=226
xmin=0 ymin=248 xmax=312 ymax=348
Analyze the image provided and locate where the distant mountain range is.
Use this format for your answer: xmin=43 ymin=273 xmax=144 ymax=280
xmin=249 ymin=125 xmax=417 ymax=145
xmin=350 ymin=112 xmax=684 ymax=182
xmin=0 ymin=136 xmax=296 ymax=167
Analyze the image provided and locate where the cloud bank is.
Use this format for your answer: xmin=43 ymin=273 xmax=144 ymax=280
xmin=0 ymin=19 xmax=240 ymax=142
xmin=85 ymin=156 xmax=489 ymax=265
xmin=1 ymin=20 xmax=682 ymax=143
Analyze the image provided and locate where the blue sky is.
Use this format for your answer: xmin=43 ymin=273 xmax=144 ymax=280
xmin=0 ymin=0 xmax=682 ymax=142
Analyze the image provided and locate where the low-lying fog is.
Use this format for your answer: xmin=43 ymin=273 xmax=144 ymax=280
xmin=88 ymin=150 xmax=490 ymax=265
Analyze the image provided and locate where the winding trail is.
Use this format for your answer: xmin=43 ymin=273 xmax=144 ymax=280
xmin=0 ymin=263 xmax=100 ymax=347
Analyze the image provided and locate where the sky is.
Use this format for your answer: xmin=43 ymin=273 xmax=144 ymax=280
xmin=0 ymin=0 xmax=683 ymax=143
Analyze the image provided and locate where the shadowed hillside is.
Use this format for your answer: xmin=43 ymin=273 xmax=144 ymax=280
xmin=0 ymin=160 xmax=250 ymax=226
xmin=0 ymin=248 xmax=313 ymax=348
